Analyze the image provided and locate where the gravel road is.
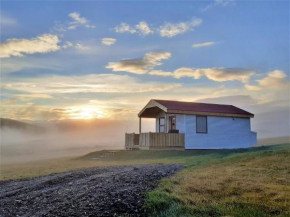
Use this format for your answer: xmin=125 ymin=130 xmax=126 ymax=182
xmin=0 ymin=164 xmax=183 ymax=217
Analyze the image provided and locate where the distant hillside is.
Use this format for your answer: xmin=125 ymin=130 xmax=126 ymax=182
xmin=258 ymin=136 xmax=290 ymax=146
xmin=0 ymin=118 xmax=46 ymax=134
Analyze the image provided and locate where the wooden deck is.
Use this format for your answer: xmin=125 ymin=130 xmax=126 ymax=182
xmin=125 ymin=132 xmax=185 ymax=150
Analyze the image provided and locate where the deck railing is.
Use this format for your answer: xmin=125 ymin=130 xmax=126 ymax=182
xmin=125 ymin=133 xmax=139 ymax=147
xmin=125 ymin=132 xmax=185 ymax=149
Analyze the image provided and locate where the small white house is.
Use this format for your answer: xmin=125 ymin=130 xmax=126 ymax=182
xmin=125 ymin=99 xmax=257 ymax=150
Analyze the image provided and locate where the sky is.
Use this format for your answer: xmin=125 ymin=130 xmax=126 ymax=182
xmin=0 ymin=0 xmax=289 ymax=138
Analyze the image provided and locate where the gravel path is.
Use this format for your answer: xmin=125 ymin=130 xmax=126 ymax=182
xmin=0 ymin=164 xmax=183 ymax=217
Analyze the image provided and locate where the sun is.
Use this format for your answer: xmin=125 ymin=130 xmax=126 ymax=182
xmin=68 ymin=107 xmax=104 ymax=120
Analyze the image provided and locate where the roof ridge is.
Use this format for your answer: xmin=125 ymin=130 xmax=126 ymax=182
xmin=153 ymin=99 xmax=233 ymax=107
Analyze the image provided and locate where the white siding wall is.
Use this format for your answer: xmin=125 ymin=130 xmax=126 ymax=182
xmin=155 ymin=113 xmax=257 ymax=149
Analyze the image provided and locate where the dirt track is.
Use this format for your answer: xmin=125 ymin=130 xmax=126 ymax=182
xmin=0 ymin=164 xmax=182 ymax=217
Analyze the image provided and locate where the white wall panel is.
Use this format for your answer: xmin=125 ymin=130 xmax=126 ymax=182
xmin=154 ymin=113 xmax=257 ymax=149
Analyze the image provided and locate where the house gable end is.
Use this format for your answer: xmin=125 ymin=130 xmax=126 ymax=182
xmin=138 ymin=100 xmax=168 ymax=117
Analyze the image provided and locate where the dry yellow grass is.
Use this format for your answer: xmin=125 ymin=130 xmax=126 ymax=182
xmin=146 ymin=147 xmax=290 ymax=216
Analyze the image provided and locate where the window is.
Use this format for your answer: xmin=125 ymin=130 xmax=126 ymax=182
xmin=159 ymin=117 xmax=165 ymax=132
xmin=196 ymin=116 xmax=207 ymax=133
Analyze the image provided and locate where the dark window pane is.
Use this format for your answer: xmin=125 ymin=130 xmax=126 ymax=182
xmin=196 ymin=116 xmax=207 ymax=133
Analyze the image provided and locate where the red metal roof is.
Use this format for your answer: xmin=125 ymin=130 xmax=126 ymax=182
xmin=154 ymin=99 xmax=254 ymax=116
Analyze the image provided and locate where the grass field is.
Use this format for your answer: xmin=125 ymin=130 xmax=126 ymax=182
xmin=1 ymin=144 xmax=289 ymax=216
xmin=145 ymin=144 xmax=290 ymax=217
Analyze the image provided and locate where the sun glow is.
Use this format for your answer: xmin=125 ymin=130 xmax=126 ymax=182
xmin=68 ymin=107 xmax=104 ymax=120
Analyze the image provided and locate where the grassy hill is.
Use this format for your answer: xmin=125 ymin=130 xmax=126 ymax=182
xmin=145 ymin=144 xmax=290 ymax=217
xmin=0 ymin=118 xmax=46 ymax=134
xmin=258 ymin=136 xmax=290 ymax=146
xmin=1 ymin=143 xmax=289 ymax=216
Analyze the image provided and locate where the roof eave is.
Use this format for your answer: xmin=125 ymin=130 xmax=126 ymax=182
xmin=167 ymin=109 xmax=254 ymax=118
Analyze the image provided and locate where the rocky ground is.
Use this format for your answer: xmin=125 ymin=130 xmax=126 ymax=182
xmin=0 ymin=164 xmax=183 ymax=217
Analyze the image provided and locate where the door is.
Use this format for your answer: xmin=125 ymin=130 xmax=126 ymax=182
xmin=169 ymin=116 xmax=176 ymax=130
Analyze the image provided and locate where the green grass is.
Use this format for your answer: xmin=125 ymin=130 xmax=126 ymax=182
xmin=1 ymin=143 xmax=289 ymax=216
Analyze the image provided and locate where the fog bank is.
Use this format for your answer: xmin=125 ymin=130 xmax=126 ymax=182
xmin=0 ymin=119 xmax=155 ymax=165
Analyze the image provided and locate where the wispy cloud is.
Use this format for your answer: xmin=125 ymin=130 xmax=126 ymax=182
xmin=68 ymin=12 xmax=95 ymax=30
xmin=244 ymin=84 xmax=261 ymax=91
xmin=62 ymin=41 xmax=73 ymax=49
xmin=115 ymin=23 xmax=137 ymax=34
xmin=115 ymin=18 xmax=202 ymax=38
xmin=102 ymin=38 xmax=116 ymax=46
xmin=149 ymin=70 xmax=174 ymax=77
xmin=75 ymin=43 xmax=89 ymax=50
xmin=192 ymin=41 xmax=215 ymax=48
xmin=0 ymin=14 xmax=17 ymax=26
xmin=2 ymin=73 xmax=181 ymax=94
xmin=149 ymin=67 xmax=255 ymax=83
xmin=158 ymin=18 xmax=202 ymax=38
xmin=201 ymin=0 xmax=236 ymax=12
xmin=0 ymin=34 xmax=61 ymax=58
xmin=173 ymin=67 xmax=254 ymax=83
xmin=106 ymin=51 xmax=171 ymax=74
xmin=115 ymin=21 xmax=152 ymax=36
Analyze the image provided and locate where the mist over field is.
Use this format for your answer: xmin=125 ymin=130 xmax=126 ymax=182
xmin=1 ymin=112 xmax=289 ymax=165
xmin=0 ymin=119 xmax=155 ymax=165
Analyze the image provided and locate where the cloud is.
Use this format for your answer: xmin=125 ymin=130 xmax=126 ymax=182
xmin=115 ymin=19 xmax=201 ymax=37
xmin=173 ymin=67 xmax=254 ymax=82
xmin=135 ymin=21 xmax=153 ymax=36
xmin=196 ymin=95 xmax=258 ymax=106
xmin=2 ymin=73 xmax=181 ymax=94
xmin=149 ymin=70 xmax=174 ymax=77
xmin=106 ymin=51 xmax=171 ymax=74
xmin=0 ymin=103 xmax=65 ymax=121
xmin=106 ymin=51 xmax=254 ymax=83
xmin=102 ymin=38 xmax=116 ymax=46
xmin=0 ymin=34 xmax=61 ymax=58
xmin=244 ymin=84 xmax=261 ymax=91
xmin=115 ymin=21 xmax=152 ymax=36
xmin=158 ymin=18 xmax=202 ymax=38
xmin=148 ymin=67 xmax=254 ymax=83
xmin=62 ymin=41 xmax=73 ymax=49
xmin=201 ymin=0 xmax=236 ymax=12
xmin=115 ymin=23 xmax=137 ymax=34
xmin=1 ymin=98 xmax=17 ymax=105
xmin=0 ymin=14 xmax=17 ymax=26
xmin=0 ymin=94 xmax=53 ymax=106
xmin=192 ymin=41 xmax=215 ymax=48
xmin=68 ymin=12 xmax=95 ymax=29
xmin=75 ymin=43 xmax=89 ymax=50
xmin=68 ymin=25 xmax=77 ymax=30
xmin=246 ymin=70 xmax=289 ymax=91
xmin=53 ymin=21 xmax=67 ymax=32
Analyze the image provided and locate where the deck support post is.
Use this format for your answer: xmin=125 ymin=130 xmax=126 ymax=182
xmin=139 ymin=117 xmax=142 ymax=133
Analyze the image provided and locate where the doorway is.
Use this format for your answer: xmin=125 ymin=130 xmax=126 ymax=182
xmin=169 ymin=116 xmax=176 ymax=130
